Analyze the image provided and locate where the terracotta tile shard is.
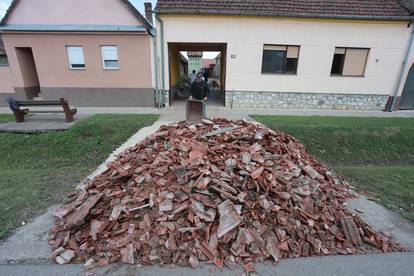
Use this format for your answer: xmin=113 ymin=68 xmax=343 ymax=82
xmin=188 ymin=254 xmax=199 ymax=268
xmin=110 ymin=204 xmax=123 ymax=221
xmin=121 ymin=243 xmax=135 ymax=264
xmin=340 ymin=217 xmax=363 ymax=246
xmin=217 ymin=200 xmax=242 ymax=238
xmin=241 ymin=152 xmax=252 ymax=165
xmin=266 ymin=237 xmax=281 ymax=262
xmin=90 ymin=220 xmax=105 ymax=241
xmin=53 ymin=204 xmax=76 ymax=219
xmin=63 ymin=193 xmax=103 ymax=229
xmin=250 ymin=166 xmax=264 ymax=180
xmin=302 ymin=165 xmax=322 ymax=180
xmin=224 ymin=255 xmax=236 ymax=270
xmin=55 ymin=249 xmax=75 ymax=265
xmin=159 ymin=199 xmax=173 ymax=212
xmin=189 ymin=150 xmax=203 ymax=166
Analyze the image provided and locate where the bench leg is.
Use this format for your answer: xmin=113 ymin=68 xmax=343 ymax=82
xmin=14 ymin=112 xmax=25 ymax=123
xmin=60 ymin=99 xmax=74 ymax=122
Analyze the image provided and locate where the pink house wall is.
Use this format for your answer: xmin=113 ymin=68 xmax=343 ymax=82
xmin=2 ymin=33 xmax=153 ymax=88
xmin=0 ymin=67 xmax=14 ymax=93
xmin=6 ymin=0 xmax=141 ymax=25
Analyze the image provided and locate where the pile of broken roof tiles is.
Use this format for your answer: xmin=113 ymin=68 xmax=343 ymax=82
xmin=49 ymin=118 xmax=406 ymax=271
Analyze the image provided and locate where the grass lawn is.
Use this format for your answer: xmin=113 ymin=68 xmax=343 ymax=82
xmin=0 ymin=114 xmax=158 ymax=239
xmin=0 ymin=114 xmax=14 ymax=123
xmin=253 ymin=115 xmax=414 ymax=222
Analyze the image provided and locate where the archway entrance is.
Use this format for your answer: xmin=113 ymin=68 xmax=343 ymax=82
xmin=400 ymin=64 xmax=414 ymax=110
xmin=168 ymin=42 xmax=227 ymax=107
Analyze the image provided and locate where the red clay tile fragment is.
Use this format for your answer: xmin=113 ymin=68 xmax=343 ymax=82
xmin=217 ymin=200 xmax=242 ymax=238
xmin=120 ymin=243 xmax=135 ymax=264
xmin=63 ymin=193 xmax=103 ymax=229
xmin=188 ymin=254 xmax=199 ymax=268
xmin=250 ymin=166 xmax=264 ymax=180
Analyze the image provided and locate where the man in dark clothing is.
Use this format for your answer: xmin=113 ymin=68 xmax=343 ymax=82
xmin=190 ymin=72 xmax=210 ymax=101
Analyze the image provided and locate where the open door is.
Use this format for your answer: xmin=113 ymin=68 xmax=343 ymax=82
xmin=399 ymin=64 xmax=414 ymax=110
xmin=15 ymin=47 xmax=40 ymax=99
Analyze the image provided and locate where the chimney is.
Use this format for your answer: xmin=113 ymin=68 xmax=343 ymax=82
xmin=144 ymin=2 xmax=153 ymax=25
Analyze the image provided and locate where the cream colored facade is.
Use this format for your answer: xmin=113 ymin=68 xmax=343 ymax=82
xmin=158 ymin=15 xmax=411 ymax=97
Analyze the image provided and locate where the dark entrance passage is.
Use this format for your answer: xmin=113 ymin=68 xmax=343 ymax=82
xmin=15 ymin=47 xmax=40 ymax=100
xmin=400 ymin=64 xmax=414 ymax=110
xmin=168 ymin=42 xmax=227 ymax=107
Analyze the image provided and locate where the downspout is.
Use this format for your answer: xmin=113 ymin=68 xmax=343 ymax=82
xmin=152 ymin=30 xmax=160 ymax=108
xmin=154 ymin=13 xmax=166 ymax=107
xmin=389 ymin=22 xmax=414 ymax=111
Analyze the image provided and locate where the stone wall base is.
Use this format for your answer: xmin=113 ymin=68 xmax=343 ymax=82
xmin=225 ymin=91 xmax=389 ymax=111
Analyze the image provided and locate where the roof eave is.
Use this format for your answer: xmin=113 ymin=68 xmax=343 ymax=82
xmin=155 ymin=9 xmax=414 ymax=22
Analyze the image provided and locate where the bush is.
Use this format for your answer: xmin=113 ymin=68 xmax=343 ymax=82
xmin=172 ymin=75 xmax=191 ymax=100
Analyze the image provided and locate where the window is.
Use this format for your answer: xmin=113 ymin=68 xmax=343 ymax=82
xmin=0 ymin=54 xmax=8 ymax=66
xmin=261 ymin=45 xmax=299 ymax=74
xmin=66 ymin=46 xmax=85 ymax=69
xmin=331 ymin=47 xmax=369 ymax=77
xmin=101 ymin=46 xmax=119 ymax=69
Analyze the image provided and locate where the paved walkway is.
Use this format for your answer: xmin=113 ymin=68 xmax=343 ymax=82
xmin=0 ymin=107 xmax=413 ymax=275
xmin=1 ymin=105 xmax=414 ymax=121
xmin=0 ymin=114 xmax=83 ymax=133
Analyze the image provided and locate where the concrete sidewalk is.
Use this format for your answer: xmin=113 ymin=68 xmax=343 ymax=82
xmin=1 ymin=105 xmax=414 ymax=120
xmin=1 ymin=252 xmax=413 ymax=276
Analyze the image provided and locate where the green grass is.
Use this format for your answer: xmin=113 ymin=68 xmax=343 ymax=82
xmin=253 ymin=115 xmax=414 ymax=221
xmin=0 ymin=114 xmax=158 ymax=239
xmin=0 ymin=114 xmax=14 ymax=123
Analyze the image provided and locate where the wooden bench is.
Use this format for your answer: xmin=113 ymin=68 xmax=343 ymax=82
xmin=8 ymin=98 xmax=77 ymax=123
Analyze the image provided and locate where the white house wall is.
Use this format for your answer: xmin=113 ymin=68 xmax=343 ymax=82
xmin=158 ymin=15 xmax=411 ymax=110
xmin=160 ymin=15 xmax=409 ymax=95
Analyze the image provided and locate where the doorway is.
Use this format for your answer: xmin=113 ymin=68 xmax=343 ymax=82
xmin=168 ymin=43 xmax=227 ymax=106
xmin=399 ymin=64 xmax=414 ymax=109
xmin=15 ymin=47 xmax=40 ymax=99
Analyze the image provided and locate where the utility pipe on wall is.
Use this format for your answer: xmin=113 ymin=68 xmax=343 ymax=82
xmin=389 ymin=22 xmax=414 ymax=111
xmin=154 ymin=13 xmax=166 ymax=107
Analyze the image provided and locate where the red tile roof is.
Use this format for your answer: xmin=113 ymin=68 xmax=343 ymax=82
xmin=203 ymin=59 xmax=216 ymax=68
xmin=156 ymin=0 xmax=412 ymax=20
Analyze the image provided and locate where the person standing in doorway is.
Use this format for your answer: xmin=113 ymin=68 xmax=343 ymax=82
xmin=189 ymin=70 xmax=197 ymax=84
xmin=203 ymin=68 xmax=209 ymax=84
xmin=189 ymin=72 xmax=210 ymax=101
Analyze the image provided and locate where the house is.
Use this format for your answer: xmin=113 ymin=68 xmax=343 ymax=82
xmin=0 ymin=0 xmax=156 ymax=107
xmin=187 ymin=51 xmax=203 ymax=74
xmin=155 ymin=0 xmax=414 ymax=110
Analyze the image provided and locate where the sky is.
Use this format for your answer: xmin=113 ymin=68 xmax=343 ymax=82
xmin=0 ymin=0 xmax=217 ymax=58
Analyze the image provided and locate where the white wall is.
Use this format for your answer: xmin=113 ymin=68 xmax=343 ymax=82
xmin=159 ymin=15 xmax=411 ymax=95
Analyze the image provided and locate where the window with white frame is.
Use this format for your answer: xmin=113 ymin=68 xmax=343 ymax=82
xmin=66 ymin=46 xmax=85 ymax=69
xmin=101 ymin=46 xmax=119 ymax=69
xmin=331 ymin=47 xmax=369 ymax=77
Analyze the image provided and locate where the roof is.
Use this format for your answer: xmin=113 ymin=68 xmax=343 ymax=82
xmin=0 ymin=36 xmax=5 ymax=55
xmin=202 ymin=59 xmax=216 ymax=68
xmin=155 ymin=0 xmax=413 ymax=21
xmin=0 ymin=0 xmax=154 ymax=35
